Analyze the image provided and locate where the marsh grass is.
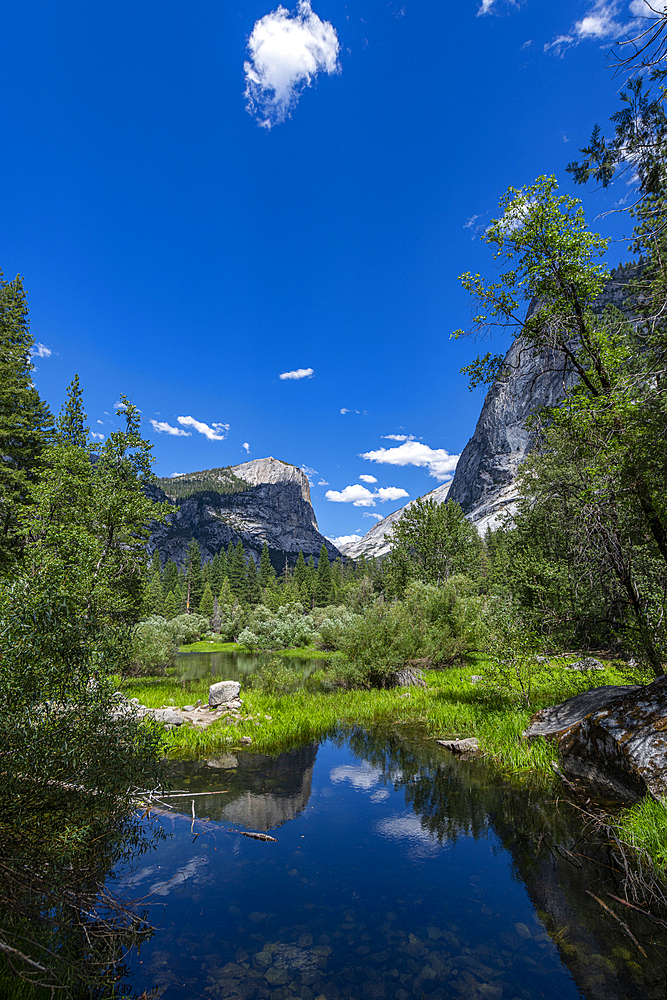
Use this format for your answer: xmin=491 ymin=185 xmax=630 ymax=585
xmin=119 ymin=652 xmax=634 ymax=780
xmin=616 ymin=797 xmax=667 ymax=870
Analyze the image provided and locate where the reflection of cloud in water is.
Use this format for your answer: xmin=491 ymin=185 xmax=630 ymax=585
xmin=147 ymin=855 xmax=213 ymax=897
xmin=329 ymin=763 xmax=383 ymax=791
xmin=376 ymin=813 xmax=441 ymax=857
xmin=370 ymin=789 xmax=390 ymax=803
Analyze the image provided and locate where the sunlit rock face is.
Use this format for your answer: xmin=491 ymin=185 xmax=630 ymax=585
xmin=336 ymin=483 xmax=451 ymax=560
xmin=340 ymin=266 xmax=638 ymax=557
xmin=147 ymin=457 xmax=339 ymax=567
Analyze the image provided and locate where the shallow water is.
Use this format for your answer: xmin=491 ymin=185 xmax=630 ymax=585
xmin=115 ymin=729 xmax=666 ymax=999
xmin=175 ymin=649 xmax=328 ymax=688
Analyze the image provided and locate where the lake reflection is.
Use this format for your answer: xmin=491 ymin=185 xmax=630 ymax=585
xmin=116 ymin=729 xmax=666 ymax=999
xmin=175 ymin=649 xmax=328 ymax=689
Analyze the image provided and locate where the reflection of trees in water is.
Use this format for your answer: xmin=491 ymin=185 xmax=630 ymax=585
xmin=341 ymin=725 xmax=667 ymax=1000
xmin=167 ymin=743 xmax=318 ymax=829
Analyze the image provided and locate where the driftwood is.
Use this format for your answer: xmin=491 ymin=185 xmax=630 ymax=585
xmin=228 ymin=829 xmax=277 ymax=842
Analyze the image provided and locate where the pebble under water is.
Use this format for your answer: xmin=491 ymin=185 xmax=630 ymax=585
xmin=114 ymin=729 xmax=667 ymax=999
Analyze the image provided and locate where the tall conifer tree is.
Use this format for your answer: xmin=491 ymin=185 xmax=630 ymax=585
xmin=259 ymin=542 xmax=276 ymax=589
xmin=229 ymin=540 xmax=246 ymax=596
xmin=55 ymin=375 xmax=89 ymax=449
xmin=315 ymin=544 xmax=334 ymax=607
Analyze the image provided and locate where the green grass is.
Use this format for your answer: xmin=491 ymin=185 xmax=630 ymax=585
xmin=616 ymin=796 xmax=667 ymax=870
xmin=178 ymin=640 xmax=336 ymax=659
xmin=120 ymin=654 xmax=635 ymax=780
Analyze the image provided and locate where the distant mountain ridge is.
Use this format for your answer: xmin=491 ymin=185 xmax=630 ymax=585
xmin=148 ymin=456 xmax=339 ymax=568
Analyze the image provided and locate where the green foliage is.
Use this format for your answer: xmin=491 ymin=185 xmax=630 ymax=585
xmin=251 ymin=656 xmax=303 ymax=695
xmin=386 ymin=496 xmax=484 ymax=594
xmin=0 ymin=271 xmax=54 ymax=570
xmin=146 ymin=568 xmax=164 ymax=616
xmin=155 ymin=464 xmax=250 ymax=499
xmin=183 ymin=537 xmax=204 ymax=612
xmin=259 ymin=542 xmax=276 ymax=589
xmin=54 ymin=374 xmax=89 ymax=449
xmin=479 ymin=604 xmax=548 ymax=708
xmin=615 ymin=797 xmax=667 ymax=872
xmin=229 ymin=540 xmax=246 ymax=596
xmin=131 ymin=611 xmax=210 ymax=673
xmin=199 ymin=581 xmax=215 ymax=619
xmin=245 ymin=553 xmax=262 ymax=604
xmin=237 ymin=602 xmax=315 ymax=651
xmin=315 ymin=543 xmax=333 ymax=606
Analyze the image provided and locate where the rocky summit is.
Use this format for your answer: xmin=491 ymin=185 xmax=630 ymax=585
xmin=148 ymin=456 xmax=340 ymax=568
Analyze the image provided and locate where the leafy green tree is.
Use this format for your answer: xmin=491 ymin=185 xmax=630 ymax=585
xmin=315 ymin=544 xmax=334 ymax=606
xmin=184 ymin=538 xmax=204 ymax=612
xmin=0 ymin=271 xmax=53 ymax=570
xmin=387 ymin=497 xmax=483 ymax=594
xmin=199 ymin=581 xmax=215 ymax=619
xmin=259 ymin=542 xmax=276 ymax=589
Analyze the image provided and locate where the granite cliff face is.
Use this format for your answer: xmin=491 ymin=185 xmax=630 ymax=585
xmin=338 ymin=265 xmax=637 ymax=556
xmin=148 ymin=457 xmax=339 ymax=567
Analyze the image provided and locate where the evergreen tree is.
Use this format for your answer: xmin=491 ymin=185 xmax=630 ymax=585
xmin=146 ymin=570 xmax=164 ymax=616
xmin=293 ymin=551 xmax=308 ymax=588
xmin=0 ymin=271 xmax=54 ymax=569
xmin=229 ymin=540 xmax=246 ymax=596
xmin=163 ymin=559 xmax=179 ymax=598
xmin=55 ymin=374 xmax=89 ymax=449
xmin=315 ymin=544 xmax=334 ymax=607
xmin=331 ymin=557 xmax=343 ymax=590
xmin=209 ymin=551 xmax=223 ymax=594
xmin=211 ymin=596 xmax=221 ymax=633
xmin=184 ymin=538 xmax=204 ymax=612
xmin=306 ymin=556 xmax=317 ymax=604
xmin=164 ymin=589 xmax=180 ymax=618
xmin=259 ymin=542 xmax=276 ymax=589
xmin=219 ymin=576 xmax=233 ymax=606
xmin=199 ymin=582 xmax=214 ymax=619
xmin=245 ymin=554 xmax=262 ymax=604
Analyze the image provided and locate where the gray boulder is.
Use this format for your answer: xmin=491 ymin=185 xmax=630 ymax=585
xmin=149 ymin=708 xmax=185 ymax=726
xmin=525 ymin=677 xmax=667 ymax=802
xmin=566 ymin=657 xmax=605 ymax=672
xmin=209 ymin=680 xmax=241 ymax=708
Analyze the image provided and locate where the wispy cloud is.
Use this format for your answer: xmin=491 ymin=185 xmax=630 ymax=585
xmin=325 ymin=484 xmax=409 ymax=507
xmin=359 ymin=474 xmax=377 ymax=483
xmin=477 ymin=0 xmax=520 ymax=16
xmin=361 ymin=440 xmax=459 ymax=481
xmin=381 ymin=433 xmax=417 ymax=442
xmin=242 ymin=442 xmax=250 ymax=453
xmin=150 ymin=419 xmax=191 ymax=437
xmin=544 ymin=0 xmax=666 ymax=55
xmin=363 ymin=512 xmax=384 ymax=520
xmin=317 ymin=479 xmax=329 ymax=485
xmin=279 ymin=367 xmax=314 ymax=380
xmin=177 ymin=416 xmax=230 ymax=441
xmin=340 ymin=407 xmax=361 ymax=414
xmin=90 ymin=431 xmax=104 ymax=441
xmin=244 ymin=1 xmax=340 ymax=129
xmin=29 ymin=342 xmax=53 ymax=359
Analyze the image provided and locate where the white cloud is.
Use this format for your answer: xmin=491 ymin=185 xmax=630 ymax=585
xmin=330 ymin=763 xmax=382 ymax=791
xmin=170 ymin=472 xmax=187 ymax=478
xmin=376 ymin=486 xmax=409 ymax=502
xmin=90 ymin=431 xmax=104 ymax=441
xmin=279 ymin=367 xmax=314 ymax=380
xmin=361 ymin=441 xmax=459 ymax=482
xmin=340 ymin=408 xmax=350 ymax=414
xmin=97 ymin=419 xmax=104 ymax=425
xmin=382 ymin=433 xmax=416 ymax=442
xmin=327 ymin=533 xmax=362 ymax=548
xmin=363 ymin=512 xmax=384 ymax=520
xmin=477 ymin=0 xmax=519 ymax=15
xmin=177 ymin=416 xmax=230 ymax=441
xmin=317 ymin=479 xmax=329 ymax=485
xmin=244 ymin=1 xmax=340 ymax=129
xmin=30 ymin=342 xmax=52 ymax=358
xmin=325 ymin=483 xmax=409 ymax=507
xmin=150 ymin=419 xmax=191 ymax=437
xmin=242 ymin=442 xmax=250 ymax=453
xmin=575 ymin=0 xmax=623 ymax=38
xmin=545 ymin=0 xmax=667 ymax=54
xmin=326 ymin=484 xmax=377 ymax=506
xmin=359 ymin=474 xmax=377 ymax=483
xmin=630 ymin=0 xmax=667 ymax=14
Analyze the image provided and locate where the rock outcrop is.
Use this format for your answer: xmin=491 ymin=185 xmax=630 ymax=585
xmin=525 ymin=676 xmax=667 ymax=802
xmin=148 ymin=456 xmax=340 ymax=567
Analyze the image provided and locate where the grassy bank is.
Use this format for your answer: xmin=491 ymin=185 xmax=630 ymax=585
xmin=121 ymin=651 xmax=636 ymax=777
xmin=178 ymin=640 xmax=336 ymax=659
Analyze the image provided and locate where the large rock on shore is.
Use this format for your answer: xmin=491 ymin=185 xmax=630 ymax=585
xmin=525 ymin=676 xmax=667 ymax=802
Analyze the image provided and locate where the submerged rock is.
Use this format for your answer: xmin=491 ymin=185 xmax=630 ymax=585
xmin=525 ymin=676 xmax=667 ymax=802
xmin=436 ymin=737 xmax=481 ymax=756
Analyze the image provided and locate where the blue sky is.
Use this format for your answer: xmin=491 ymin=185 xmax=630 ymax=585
xmin=2 ymin=0 xmax=660 ymax=545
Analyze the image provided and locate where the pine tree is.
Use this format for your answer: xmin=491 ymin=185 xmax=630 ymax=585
xmin=315 ymin=544 xmax=334 ymax=607
xmin=163 ymin=559 xmax=179 ymax=598
xmin=55 ymin=375 xmax=90 ymax=449
xmin=199 ymin=582 xmax=214 ymax=619
xmin=211 ymin=596 xmax=221 ymax=633
xmin=245 ymin=554 xmax=262 ymax=604
xmin=219 ymin=576 xmax=233 ymax=606
xmin=259 ymin=542 xmax=276 ymax=589
xmin=0 ymin=271 xmax=54 ymax=568
xmin=293 ymin=551 xmax=308 ymax=588
xmin=331 ymin=557 xmax=343 ymax=590
xmin=306 ymin=555 xmax=317 ymax=603
xmin=164 ymin=589 xmax=180 ymax=618
xmin=146 ymin=570 xmax=164 ymax=616
xmin=184 ymin=538 xmax=204 ymax=612
xmin=209 ymin=551 xmax=223 ymax=594
xmin=229 ymin=540 xmax=246 ymax=596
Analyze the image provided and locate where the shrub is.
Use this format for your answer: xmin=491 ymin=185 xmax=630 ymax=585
xmin=238 ymin=603 xmax=315 ymax=650
xmin=251 ymin=657 xmax=303 ymax=694
xmin=169 ymin=612 xmax=210 ymax=646
xmin=130 ymin=616 xmax=175 ymax=674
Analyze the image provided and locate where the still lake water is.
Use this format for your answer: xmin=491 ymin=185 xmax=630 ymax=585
xmin=116 ymin=729 xmax=666 ymax=1000
xmin=175 ymin=650 xmax=329 ymax=688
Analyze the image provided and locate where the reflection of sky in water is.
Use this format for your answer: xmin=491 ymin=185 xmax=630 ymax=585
xmin=111 ymin=736 xmax=663 ymax=1000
